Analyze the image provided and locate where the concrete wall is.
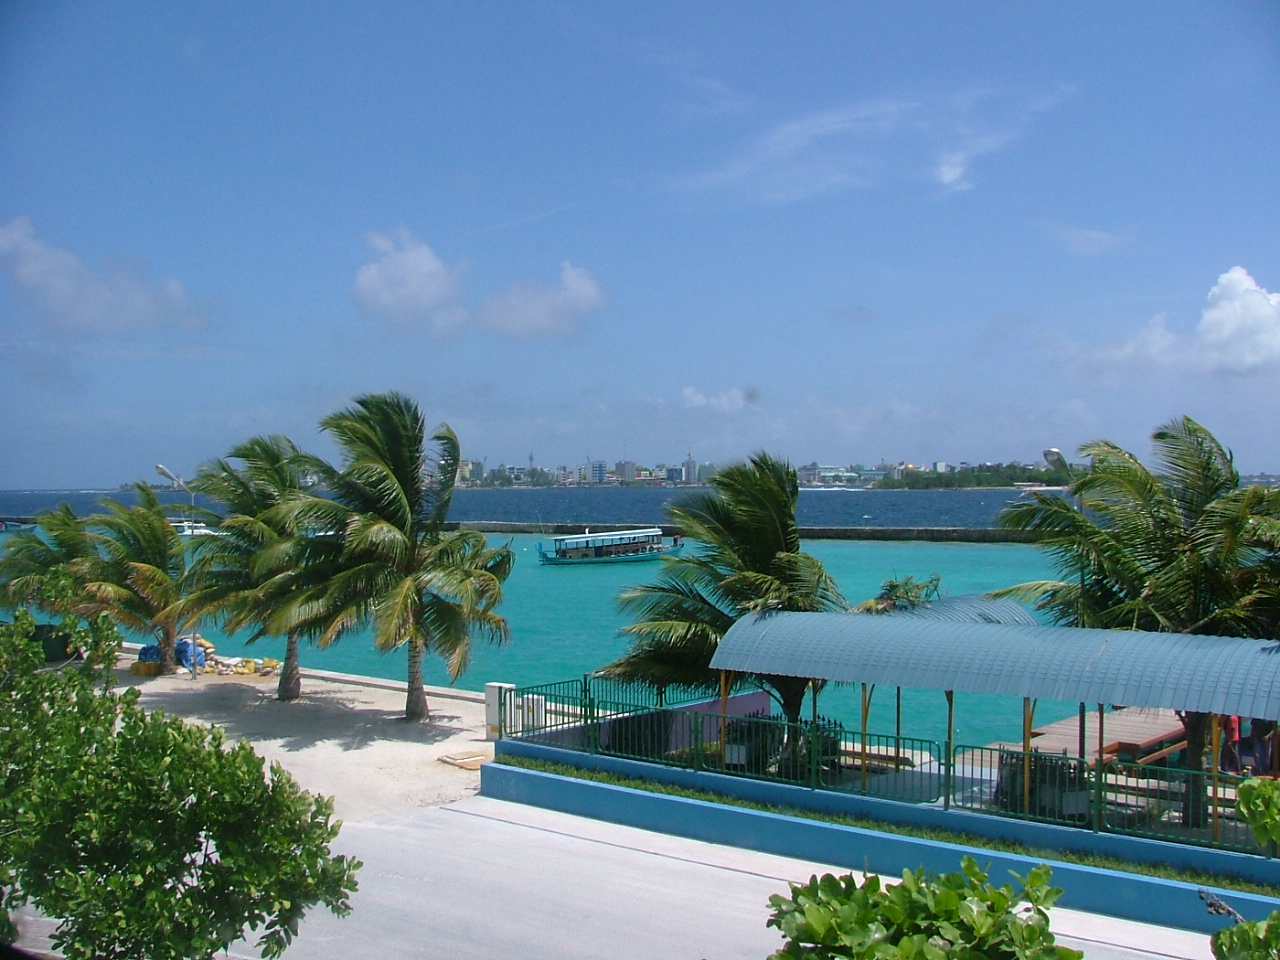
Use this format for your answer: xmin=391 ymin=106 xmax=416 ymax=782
xmin=485 ymin=742 xmax=1280 ymax=932
xmin=446 ymin=521 xmax=1039 ymax=543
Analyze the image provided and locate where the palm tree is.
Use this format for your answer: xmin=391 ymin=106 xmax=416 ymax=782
xmin=180 ymin=435 xmax=331 ymax=701
xmin=283 ymin=392 xmax=514 ymax=721
xmin=0 ymin=489 xmax=197 ymax=673
xmin=0 ymin=503 xmax=102 ymax=615
xmin=83 ymin=484 xmax=198 ymax=674
xmin=603 ymin=452 xmax=846 ymax=731
xmin=996 ymin=416 xmax=1280 ymax=824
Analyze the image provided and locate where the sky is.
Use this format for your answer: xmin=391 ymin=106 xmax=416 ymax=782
xmin=1 ymin=2 xmax=1279 ymax=488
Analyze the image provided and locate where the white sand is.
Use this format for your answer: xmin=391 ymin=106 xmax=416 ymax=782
xmin=118 ymin=661 xmax=493 ymax=822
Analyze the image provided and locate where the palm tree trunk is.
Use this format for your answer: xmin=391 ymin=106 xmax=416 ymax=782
xmin=405 ymin=641 xmax=429 ymax=721
xmin=277 ymin=632 xmax=302 ymax=701
xmin=159 ymin=626 xmax=177 ymax=675
xmin=1181 ymin=711 xmax=1211 ymax=828
xmin=772 ymin=675 xmax=810 ymax=780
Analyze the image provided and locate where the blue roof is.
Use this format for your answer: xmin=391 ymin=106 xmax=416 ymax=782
xmin=892 ymin=594 xmax=1040 ymax=626
xmin=710 ymin=612 xmax=1280 ymax=719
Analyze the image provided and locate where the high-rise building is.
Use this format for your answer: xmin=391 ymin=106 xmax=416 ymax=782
xmin=588 ymin=460 xmax=608 ymax=484
xmin=682 ymin=453 xmax=698 ymax=483
xmin=615 ymin=460 xmax=637 ymax=482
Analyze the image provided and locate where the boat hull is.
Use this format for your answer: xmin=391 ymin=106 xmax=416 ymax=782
xmin=537 ymin=544 xmax=684 ymax=566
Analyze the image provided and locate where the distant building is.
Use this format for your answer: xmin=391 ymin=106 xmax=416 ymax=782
xmin=615 ymin=460 xmax=637 ymax=482
xmin=682 ymin=454 xmax=699 ymax=483
xmin=932 ymin=461 xmax=949 ymax=474
xmin=697 ymin=461 xmax=718 ymax=481
xmin=664 ymin=466 xmax=683 ymax=483
xmin=588 ymin=460 xmax=608 ymax=484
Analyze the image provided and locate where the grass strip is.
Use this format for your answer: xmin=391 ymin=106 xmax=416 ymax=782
xmin=494 ymin=754 xmax=1280 ymax=899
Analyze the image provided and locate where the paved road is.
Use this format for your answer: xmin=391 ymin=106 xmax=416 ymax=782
xmin=234 ymin=797 xmax=1213 ymax=960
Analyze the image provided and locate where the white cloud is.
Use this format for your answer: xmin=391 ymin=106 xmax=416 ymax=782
xmin=1099 ymin=267 xmax=1280 ymax=374
xmin=1042 ymin=221 xmax=1130 ymax=256
xmin=353 ymin=230 xmax=468 ymax=334
xmin=479 ymin=261 xmax=605 ymax=337
xmin=682 ymin=385 xmax=757 ymax=413
xmin=677 ymin=87 xmax=1065 ymax=203
xmin=0 ymin=216 xmax=200 ymax=334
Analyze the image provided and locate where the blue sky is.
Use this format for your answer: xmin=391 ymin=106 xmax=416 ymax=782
xmin=2 ymin=2 xmax=1278 ymax=487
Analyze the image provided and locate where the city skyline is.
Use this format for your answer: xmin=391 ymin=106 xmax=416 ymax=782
xmin=3 ymin=3 xmax=1278 ymax=487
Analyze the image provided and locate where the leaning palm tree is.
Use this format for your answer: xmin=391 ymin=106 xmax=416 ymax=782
xmin=996 ymin=416 xmax=1280 ymax=824
xmin=0 ymin=503 xmax=102 ymax=615
xmin=179 ymin=435 xmax=333 ymax=701
xmin=83 ymin=483 xmax=198 ymax=674
xmin=282 ymin=392 xmax=514 ymax=721
xmin=602 ymin=452 xmax=846 ymax=730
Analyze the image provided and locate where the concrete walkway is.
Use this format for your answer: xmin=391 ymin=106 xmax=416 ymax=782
xmin=233 ymin=796 xmax=1213 ymax=960
xmin=11 ymin=669 xmax=1220 ymax=958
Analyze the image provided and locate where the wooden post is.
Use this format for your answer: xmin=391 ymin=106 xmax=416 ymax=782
xmin=718 ymin=669 xmax=728 ymax=766
xmin=861 ymin=683 xmax=870 ymax=792
xmin=944 ymin=690 xmax=955 ymax=810
xmin=1211 ymin=714 xmax=1221 ymax=845
xmin=1094 ymin=703 xmax=1105 ymax=832
xmin=1022 ymin=697 xmax=1033 ymax=815
xmin=895 ymin=686 xmax=902 ymax=768
xmin=811 ymin=679 xmax=821 ymax=787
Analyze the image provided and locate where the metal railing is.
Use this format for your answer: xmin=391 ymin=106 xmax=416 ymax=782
xmin=499 ymin=676 xmax=1274 ymax=858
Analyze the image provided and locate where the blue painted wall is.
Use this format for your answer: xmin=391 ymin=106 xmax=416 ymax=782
xmin=485 ymin=746 xmax=1280 ymax=933
xmin=495 ymin=739 xmax=1280 ymax=887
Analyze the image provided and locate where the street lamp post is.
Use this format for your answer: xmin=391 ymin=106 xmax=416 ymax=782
xmin=155 ymin=464 xmax=195 ymax=519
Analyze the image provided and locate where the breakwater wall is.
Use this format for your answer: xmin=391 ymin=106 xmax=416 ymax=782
xmin=446 ymin=521 xmax=1038 ymax=543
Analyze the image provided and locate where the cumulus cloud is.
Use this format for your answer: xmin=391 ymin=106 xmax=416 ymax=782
xmin=478 ymin=261 xmax=605 ymax=337
xmin=353 ymin=230 xmax=468 ymax=334
xmin=682 ymin=385 xmax=758 ymax=413
xmin=1100 ymin=267 xmax=1280 ymax=374
xmin=0 ymin=216 xmax=200 ymax=334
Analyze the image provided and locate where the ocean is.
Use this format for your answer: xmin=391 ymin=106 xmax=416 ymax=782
xmin=0 ymin=487 xmax=1068 ymax=747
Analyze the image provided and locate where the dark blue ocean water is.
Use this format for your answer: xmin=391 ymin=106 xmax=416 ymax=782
xmin=1 ymin=486 xmax=1021 ymax=528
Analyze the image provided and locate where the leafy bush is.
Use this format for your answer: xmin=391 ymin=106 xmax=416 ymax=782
xmin=1236 ymin=778 xmax=1280 ymax=847
xmin=1200 ymin=780 xmax=1280 ymax=959
xmin=0 ymin=605 xmax=361 ymax=958
xmin=766 ymin=855 xmax=1082 ymax=960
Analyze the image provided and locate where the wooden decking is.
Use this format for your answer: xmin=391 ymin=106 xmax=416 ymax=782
xmin=990 ymin=706 xmax=1186 ymax=763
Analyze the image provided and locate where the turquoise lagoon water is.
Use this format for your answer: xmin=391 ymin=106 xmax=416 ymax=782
xmin=182 ymin=535 xmax=1066 ymax=749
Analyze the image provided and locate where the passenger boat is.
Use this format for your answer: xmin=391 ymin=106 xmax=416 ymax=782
xmin=170 ymin=519 xmax=218 ymax=537
xmin=536 ymin=527 xmax=683 ymax=565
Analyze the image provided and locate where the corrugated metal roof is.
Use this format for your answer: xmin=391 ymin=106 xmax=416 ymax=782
xmin=891 ymin=594 xmax=1040 ymax=626
xmin=710 ymin=613 xmax=1280 ymax=719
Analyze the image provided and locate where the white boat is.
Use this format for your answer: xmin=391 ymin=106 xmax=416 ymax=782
xmin=170 ymin=519 xmax=218 ymax=537
xmin=536 ymin=527 xmax=683 ymax=565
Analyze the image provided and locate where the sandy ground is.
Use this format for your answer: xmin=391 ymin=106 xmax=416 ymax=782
xmin=118 ymin=664 xmax=493 ymax=821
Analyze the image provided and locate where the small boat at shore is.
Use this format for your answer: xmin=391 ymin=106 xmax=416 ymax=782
xmin=537 ymin=527 xmax=683 ymax=565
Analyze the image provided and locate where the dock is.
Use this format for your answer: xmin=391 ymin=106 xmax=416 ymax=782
xmin=994 ymin=706 xmax=1188 ymax=763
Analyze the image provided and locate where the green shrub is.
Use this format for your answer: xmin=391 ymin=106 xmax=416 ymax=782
xmin=1202 ymin=782 xmax=1280 ymax=959
xmin=766 ymin=855 xmax=1082 ymax=960
xmin=0 ymin=606 xmax=360 ymax=958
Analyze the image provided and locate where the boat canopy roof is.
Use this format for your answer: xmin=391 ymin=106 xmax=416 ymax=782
xmin=709 ymin=611 xmax=1280 ymax=720
xmin=550 ymin=527 xmax=664 ymax=547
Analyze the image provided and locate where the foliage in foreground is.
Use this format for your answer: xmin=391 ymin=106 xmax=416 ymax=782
xmin=767 ymin=856 xmax=1081 ymax=960
xmin=0 ymin=606 xmax=360 ymax=959
xmin=1201 ymin=779 xmax=1280 ymax=960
